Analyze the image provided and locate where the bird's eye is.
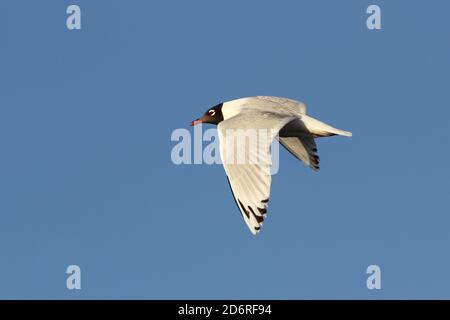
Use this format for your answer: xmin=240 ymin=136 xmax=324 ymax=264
xmin=209 ymin=110 xmax=215 ymax=116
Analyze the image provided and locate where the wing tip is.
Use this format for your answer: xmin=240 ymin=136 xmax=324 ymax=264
xmin=251 ymin=226 xmax=261 ymax=235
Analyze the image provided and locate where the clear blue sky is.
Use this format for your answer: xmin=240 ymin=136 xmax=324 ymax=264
xmin=1 ymin=0 xmax=450 ymax=299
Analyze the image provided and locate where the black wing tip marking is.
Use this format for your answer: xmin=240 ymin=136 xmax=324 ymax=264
xmin=310 ymin=153 xmax=320 ymax=171
xmin=226 ymin=176 xmax=269 ymax=233
xmin=237 ymin=199 xmax=250 ymax=219
xmin=258 ymin=207 xmax=267 ymax=213
xmin=248 ymin=206 xmax=264 ymax=223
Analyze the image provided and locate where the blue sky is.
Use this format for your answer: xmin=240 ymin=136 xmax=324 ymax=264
xmin=1 ymin=0 xmax=450 ymax=299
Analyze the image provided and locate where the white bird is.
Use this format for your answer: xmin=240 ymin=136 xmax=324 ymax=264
xmin=191 ymin=96 xmax=352 ymax=235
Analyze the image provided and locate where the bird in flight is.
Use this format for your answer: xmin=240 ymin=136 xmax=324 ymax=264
xmin=191 ymin=96 xmax=352 ymax=235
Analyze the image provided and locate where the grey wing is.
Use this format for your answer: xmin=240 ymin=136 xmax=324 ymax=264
xmin=244 ymin=96 xmax=307 ymax=116
xmin=278 ymin=118 xmax=320 ymax=170
xmin=277 ymin=135 xmax=320 ymax=171
xmin=218 ymin=110 xmax=295 ymax=234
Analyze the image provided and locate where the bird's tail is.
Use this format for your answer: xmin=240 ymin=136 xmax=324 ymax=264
xmin=301 ymin=114 xmax=352 ymax=137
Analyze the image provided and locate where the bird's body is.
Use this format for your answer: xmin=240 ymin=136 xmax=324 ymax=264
xmin=192 ymin=96 xmax=352 ymax=235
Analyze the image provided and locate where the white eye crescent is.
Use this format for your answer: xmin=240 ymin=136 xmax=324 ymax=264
xmin=209 ymin=110 xmax=215 ymax=116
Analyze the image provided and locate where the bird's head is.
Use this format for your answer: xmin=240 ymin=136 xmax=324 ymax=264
xmin=191 ymin=103 xmax=224 ymax=126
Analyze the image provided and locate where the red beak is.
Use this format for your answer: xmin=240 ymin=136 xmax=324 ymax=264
xmin=190 ymin=119 xmax=202 ymax=126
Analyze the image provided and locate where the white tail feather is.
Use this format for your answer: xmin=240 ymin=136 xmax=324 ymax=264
xmin=335 ymin=129 xmax=352 ymax=137
xmin=301 ymin=115 xmax=352 ymax=137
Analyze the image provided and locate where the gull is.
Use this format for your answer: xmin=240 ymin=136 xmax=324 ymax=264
xmin=191 ymin=96 xmax=352 ymax=235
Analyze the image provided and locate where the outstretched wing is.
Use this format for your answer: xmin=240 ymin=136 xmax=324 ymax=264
xmin=218 ymin=110 xmax=295 ymax=234
xmin=278 ymin=135 xmax=320 ymax=171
